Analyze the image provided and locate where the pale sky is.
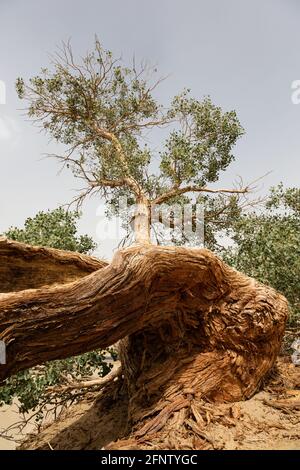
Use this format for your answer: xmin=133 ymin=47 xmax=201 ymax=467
xmin=0 ymin=0 xmax=299 ymax=259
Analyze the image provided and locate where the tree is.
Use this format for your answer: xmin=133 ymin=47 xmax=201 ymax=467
xmin=0 ymin=209 xmax=115 ymax=425
xmin=4 ymin=207 xmax=96 ymax=253
xmin=0 ymin=40 xmax=289 ymax=449
xmin=15 ymin=39 xmax=248 ymax=244
xmin=223 ymin=184 xmax=300 ymax=325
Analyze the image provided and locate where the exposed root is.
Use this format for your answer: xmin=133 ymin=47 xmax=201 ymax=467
xmin=17 ymin=358 xmax=300 ymax=450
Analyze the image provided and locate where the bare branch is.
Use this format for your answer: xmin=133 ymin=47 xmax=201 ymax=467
xmin=45 ymin=362 xmax=122 ymax=395
xmin=152 ymin=184 xmax=250 ymax=206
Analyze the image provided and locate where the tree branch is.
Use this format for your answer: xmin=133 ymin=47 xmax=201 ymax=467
xmin=45 ymin=362 xmax=122 ymax=395
xmin=90 ymin=124 xmax=143 ymax=197
xmin=152 ymin=185 xmax=250 ymax=205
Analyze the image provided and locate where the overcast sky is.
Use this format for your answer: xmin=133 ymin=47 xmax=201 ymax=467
xmin=0 ymin=0 xmax=299 ymax=258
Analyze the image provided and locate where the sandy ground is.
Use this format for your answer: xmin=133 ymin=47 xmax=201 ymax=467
xmin=0 ymin=404 xmax=18 ymax=450
xmin=1 ymin=358 xmax=300 ymax=450
xmin=0 ymin=401 xmax=36 ymax=450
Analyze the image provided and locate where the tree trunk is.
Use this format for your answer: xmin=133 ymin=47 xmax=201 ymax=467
xmin=0 ymin=237 xmax=288 ymax=448
xmin=132 ymin=198 xmax=151 ymax=244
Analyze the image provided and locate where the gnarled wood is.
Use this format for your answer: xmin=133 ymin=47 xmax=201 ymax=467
xmin=0 ymin=237 xmax=106 ymax=292
xmin=0 ymin=239 xmax=289 ymax=448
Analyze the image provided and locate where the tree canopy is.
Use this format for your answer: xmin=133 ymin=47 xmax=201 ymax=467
xmin=224 ymin=184 xmax=300 ymax=324
xmin=16 ymin=39 xmax=248 ymax=244
xmin=4 ymin=207 xmax=96 ymax=253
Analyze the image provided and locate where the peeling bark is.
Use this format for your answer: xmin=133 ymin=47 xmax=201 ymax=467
xmin=0 ymin=237 xmax=106 ymax=292
xmin=0 ymin=238 xmax=289 ymax=448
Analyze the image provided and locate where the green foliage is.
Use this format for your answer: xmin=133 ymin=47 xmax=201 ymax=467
xmin=224 ymin=184 xmax=300 ymax=324
xmin=199 ymin=193 xmax=242 ymax=251
xmin=0 ymin=349 xmax=117 ymax=415
xmin=15 ymin=39 xmax=244 ymax=208
xmin=160 ymin=93 xmax=243 ymax=187
xmin=0 ymin=208 xmax=117 ymax=415
xmin=4 ymin=207 xmax=96 ymax=253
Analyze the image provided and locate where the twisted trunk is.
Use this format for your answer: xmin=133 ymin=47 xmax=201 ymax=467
xmin=0 ymin=237 xmax=288 ymax=448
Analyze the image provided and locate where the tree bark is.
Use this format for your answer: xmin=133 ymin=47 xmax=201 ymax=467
xmin=132 ymin=199 xmax=151 ymax=244
xmin=0 ymin=237 xmax=289 ymax=448
xmin=0 ymin=237 xmax=106 ymax=292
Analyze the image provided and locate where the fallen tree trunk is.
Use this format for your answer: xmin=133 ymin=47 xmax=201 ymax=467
xmin=0 ymin=237 xmax=289 ymax=448
xmin=0 ymin=236 xmax=107 ymax=292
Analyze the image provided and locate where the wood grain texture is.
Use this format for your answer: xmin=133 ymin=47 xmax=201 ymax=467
xmin=0 ymin=239 xmax=289 ymax=447
xmin=0 ymin=237 xmax=106 ymax=292
xmin=0 ymin=241 xmax=288 ymax=384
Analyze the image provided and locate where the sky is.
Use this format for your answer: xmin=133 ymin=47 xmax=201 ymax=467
xmin=0 ymin=0 xmax=299 ymax=259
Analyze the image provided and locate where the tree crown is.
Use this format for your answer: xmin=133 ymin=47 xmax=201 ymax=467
xmin=4 ymin=207 xmax=96 ymax=253
xmin=16 ymin=39 xmax=245 ymax=209
xmin=224 ymin=184 xmax=300 ymax=324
